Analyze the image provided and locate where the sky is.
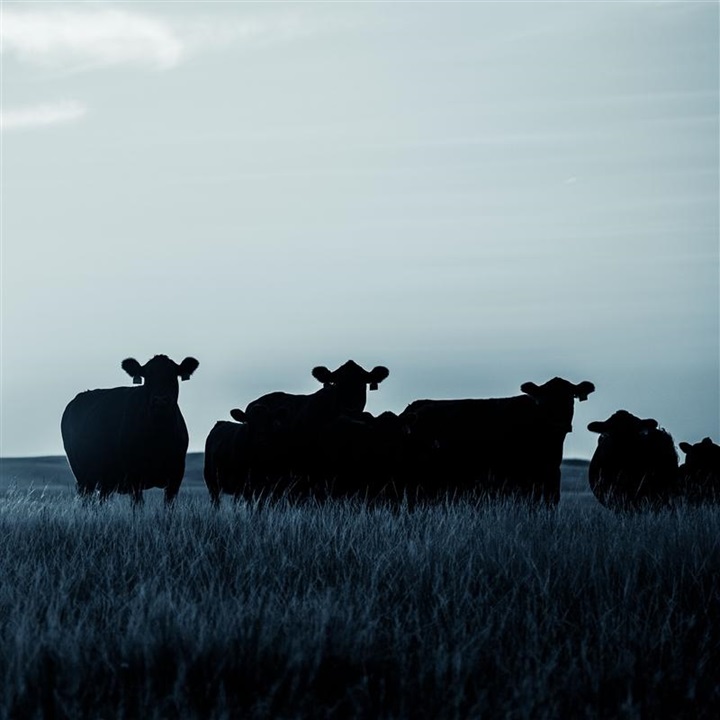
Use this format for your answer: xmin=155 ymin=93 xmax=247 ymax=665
xmin=1 ymin=0 xmax=718 ymax=460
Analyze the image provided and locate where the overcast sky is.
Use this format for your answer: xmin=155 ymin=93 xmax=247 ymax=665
xmin=1 ymin=0 xmax=718 ymax=460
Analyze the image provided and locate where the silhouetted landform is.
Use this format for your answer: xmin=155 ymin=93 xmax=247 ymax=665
xmin=396 ymin=378 xmax=596 ymax=507
xmin=677 ymin=436 xmax=720 ymax=505
xmin=60 ymin=354 xmax=199 ymax=505
xmin=204 ymin=360 xmax=390 ymax=504
xmin=587 ymin=410 xmax=679 ymax=511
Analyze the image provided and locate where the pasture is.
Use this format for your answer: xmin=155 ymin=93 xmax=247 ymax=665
xmin=1 ymin=458 xmax=718 ymax=719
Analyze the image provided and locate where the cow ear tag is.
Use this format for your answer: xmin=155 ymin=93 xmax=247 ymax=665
xmin=133 ymin=376 xmax=142 ymax=385
xmin=180 ymin=373 xmax=190 ymax=381
xmin=370 ymin=382 xmax=378 ymax=391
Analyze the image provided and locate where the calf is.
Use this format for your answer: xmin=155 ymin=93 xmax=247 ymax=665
xmin=677 ymin=437 xmax=720 ymax=505
xmin=587 ymin=410 xmax=678 ymax=511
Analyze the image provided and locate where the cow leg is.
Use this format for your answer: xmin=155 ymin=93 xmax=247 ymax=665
xmin=164 ymin=483 xmax=180 ymax=506
xmin=98 ymin=484 xmax=114 ymax=503
xmin=204 ymin=462 xmax=221 ymax=507
xmin=533 ymin=467 xmax=560 ymax=508
xmin=131 ymin=485 xmax=145 ymax=507
xmin=77 ymin=481 xmax=96 ymax=503
xmin=544 ymin=475 xmax=561 ymax=508
xmin=209 ymin=487 xmax=221 ymax=508
xmin=164 ymin=463 xmax=184 ymax=507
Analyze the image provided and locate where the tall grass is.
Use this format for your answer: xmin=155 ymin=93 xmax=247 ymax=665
xmin=1 ymin=491 xmax=718 ymax=719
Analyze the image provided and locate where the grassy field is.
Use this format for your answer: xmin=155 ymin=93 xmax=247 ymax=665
xmin=1 ymin=458 xmax=718 ymax=719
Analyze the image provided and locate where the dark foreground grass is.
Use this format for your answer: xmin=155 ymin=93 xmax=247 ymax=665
xmin=1 ymin=491 xmax=718 ymax=719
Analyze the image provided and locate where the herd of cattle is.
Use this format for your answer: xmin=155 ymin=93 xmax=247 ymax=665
xmin=60 ymin=354 xmax=720 ymax=511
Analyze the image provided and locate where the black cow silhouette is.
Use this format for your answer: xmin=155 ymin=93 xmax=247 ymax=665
xmin=61 ymin=354 xmax=199 ymax=505
xmin=203 ymin=411 xmax=250 ymax=506
xmin=210 ymin=360 xmax=390 ymax=503
xmin=203 ymin=407 xmax=291 ymax=505
xmin=245 ymin=360 xmax=389 ymax=432
xmin=398 ymin=377 xmax=595 ymax=506
xmin=677 ymin=436 xmax=720 ymax=505
xmin=587 ymin=409 xmax=678 ymax=511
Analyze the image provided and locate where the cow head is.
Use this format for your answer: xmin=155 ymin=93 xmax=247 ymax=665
xmin=311 ymin=360 xmax=390 ymax=415
xmin=587 ymin=410 xmax=658 ymax=436
xmin=520 ymin=377 xmax=595 ymax=433
xmin=679 ymin=437 xmax=720 ymax=469
xmin=121 ymin=354 xmax=199 ymax=417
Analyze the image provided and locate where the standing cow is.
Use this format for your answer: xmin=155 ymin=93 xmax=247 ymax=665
xmin=203 ymin=407 xmax=291 ymax=505
xmin=203 ymin=410 xmax=250 ymax=506
xmin=587 ymin=410 xmax=678 ymax=511
xmin=245 ymin=360 xmax=390 ymax=434
xmin=61 ymin=354 xmax=199 ymax=505
xmin=677 ymin=437 xmax=720 ymax=505
xmin=398 ymin=377 xmax=596 ymax=506
xmin=239 ymin=360 xmax=390 ymax=501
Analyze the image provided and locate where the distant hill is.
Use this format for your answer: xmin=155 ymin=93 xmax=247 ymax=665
xmin=0 ymin=453 xmax=589 ymax=497
xmin=0 ymin=452 xmax=206 ymax=494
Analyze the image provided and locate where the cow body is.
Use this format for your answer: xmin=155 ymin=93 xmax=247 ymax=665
xmin=61 ymin=355 xmax=199 ymax=505
xmin=203 ymin=418 xmax=250 ymax=505
xmin=587 ymin=410 xmax=678 ymax=511
xmin=203 ymin=407 xmax=293 ymax=505
xmin=677 ymin=437 xmax=720 ymax=505
xmin=397 ymin=378 xmax=595 ymax=506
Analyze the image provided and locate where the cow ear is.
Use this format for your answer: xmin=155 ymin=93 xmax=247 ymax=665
xmin=121 ymin=358 xmax=143 ymax=384
xmin=178 ymin=357 xmax=199 ymax=381
xmin=575 ymin=381 xmax=596 ymax=401
xmin=368 ymin=366 xmax=389 ymax=390
xmin=312 ymin=366 xmax=333 ymax=385
xmin=679 ymin=441 xmax=692 ymax=455
xmin=640 ymin=418 xmax=658 ymax=431
xmin=520 ymin=382 xmax=540 ymax=399
xmin=230 ymin=408 xmax=246 ymax=422
xmin=587 ymin=421 xmax=606 ymax=433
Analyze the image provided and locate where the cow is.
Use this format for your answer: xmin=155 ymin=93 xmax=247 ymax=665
xmin=61 ymin=354 xmax=199 ymax=505
xmin=203 ymin=407 xmax=293 ymax=505
xmin=245 ymin=360 xmax=390 ymax=433
xmin=203 ymin=410 xmax=250 ymax=506
xmin=587 ymin=410 xmax=679 ymax=512
xmin=397 ymin=377 xmax=596 ymax=506
xmin=677 ymin=437 xmax=720 ymax=505
xmin=241 ymin=360 xmax=390 ymax=500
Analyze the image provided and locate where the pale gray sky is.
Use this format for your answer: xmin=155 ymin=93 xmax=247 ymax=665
xmin=1 ymin=0 xmax=718 ymax=459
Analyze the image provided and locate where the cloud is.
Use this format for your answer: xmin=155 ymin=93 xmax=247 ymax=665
xmin=0 ymin=5 xmax=339 ymax=131
xmin=0 ymin=101 xmax=87 ymax=131
xmin=1 ymin=7 xmax=184 ymax=71
xmin=0 ymin=6 xmax=337 ymax=72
